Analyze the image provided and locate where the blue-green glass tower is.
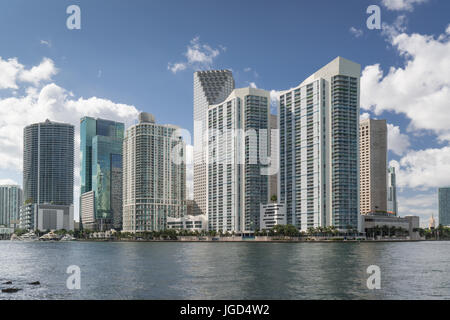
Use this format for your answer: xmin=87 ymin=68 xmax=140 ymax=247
xmin=80 ymin=117 xmax=124 ymax=230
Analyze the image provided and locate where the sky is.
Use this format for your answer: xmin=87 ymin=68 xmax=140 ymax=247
xmin=0 ymin=0 xmax=449 ymax=226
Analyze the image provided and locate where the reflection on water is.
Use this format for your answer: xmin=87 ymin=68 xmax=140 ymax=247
xmin=0 ymin=241 xmax=449 ymax=300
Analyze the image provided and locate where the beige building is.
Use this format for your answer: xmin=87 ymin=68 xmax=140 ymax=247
xmin=359 ymin=119 xmax=387 ymax=214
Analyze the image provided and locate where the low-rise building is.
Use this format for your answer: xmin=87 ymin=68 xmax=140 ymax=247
xmin=167 ymin=215 xmax=207 ymax=232
xmin=20 ymin=203 xmax=74 ymax=231
xmin=361 ymin=212 xmax=420 ymax=240
xmin=260 ymin=203 xmax=286 ymax=230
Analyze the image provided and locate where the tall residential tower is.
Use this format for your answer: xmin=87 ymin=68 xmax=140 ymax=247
xmin=0 ymin=185 xmax=23 ymax=228
xmin=193 ymin=70 xmax=235 ymax=216
xmin=279 ymin=57 xmax=361 ymax=231
xmin=359 ymin=119 xmax=387 ymax=215
xmin=122 ymin=113 xmax=186 ymax=232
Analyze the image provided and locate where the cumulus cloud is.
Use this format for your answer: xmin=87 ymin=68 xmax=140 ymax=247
xmin=0 ymin=178 xmax=19 ymax=186
xmin=361 ymin=25 xmax=450 ymax=141
xmin=0 ymin=56 xmax=140 ymax=219
xmin=397 ymin=192 xmax=437 ymax=227
xmin=40 ymin=40 xmax=51 ymax=47
xmin=381 ymin=0 xmax=429 ymax=11
xmin=168 ymin=36 xmax=225 ymax=74
xmin=0 ymin=57 xmax=58 ymax=90
xmin=390 ymin=146 xmax=450 ymax=189
xmin=349 ymin=27 xmax=364 ymax=38
xmin=249 ymin=82 xmax=257 ymax=89
xmin=387 ymin=123 xmax=410 ymax=155
xmin=360 ymin=112 xmax=371 ymax=121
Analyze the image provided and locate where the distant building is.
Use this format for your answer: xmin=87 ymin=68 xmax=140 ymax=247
xmin=193 ymin=70 xmax=235 ymax=217
xmin=359 ymin=119 xmax=387 ymax=215
xmin=80 ymin=117 xmax=124 ymax=231
xmin=260 ymin=203 xmax=286 ymax=230
xmin=122 ymin=113 xmax=186 ymax=233
xmin=167 ymin=215 xmax=207 ymax=232
xmin=207 ymin=87 xmax=270 ymax=233
xmin=439 ymin=187 xmax=450 ymax=226
xmin=0 ymin=185 xmax=23 ymax=228
xmin=80 ymin=191 xmax=95 ymax=230
xmin=429 ymin=213 xmax=436 ymax=229
xmin=387 ymin=167 xmax=398 ymax=215
xmin=361 ymin=212 xmax=420 ymax=240
xmin=186 ymin=200 xmax=195 ymax=216
xmin=279 ymin=57 xmax=361 ymax=231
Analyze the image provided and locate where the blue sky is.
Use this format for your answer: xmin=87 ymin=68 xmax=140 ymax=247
xmin=0 ymin=0 xmax=449 ymax=225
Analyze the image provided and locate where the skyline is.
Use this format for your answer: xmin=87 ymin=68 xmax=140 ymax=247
xmin=0 ymin=0 xmax=449 ymax=227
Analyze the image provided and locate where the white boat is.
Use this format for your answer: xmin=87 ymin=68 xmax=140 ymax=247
xmin=60 ymin=234 xmax=76 ymax=241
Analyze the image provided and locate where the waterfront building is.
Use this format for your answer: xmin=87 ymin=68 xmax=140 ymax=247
xmin=80 ymin=191 xmax=95 ymax=230
xmin=439 ymin=187 xmax=450 ymax=226
xmin=359 ymin=119 xmax=387 ymax=215
xmin=260 ymin=203 xmax=286 ymax=230
xmin=193 ymin=70 xmax=235 ymax=217
xmin=279 ymin=57 xmax=361 ymax=231
xmin=167 ymin=215 xmax=207 ymax=232
xmin=387 ymin=167 xmax=398 ymax=215
xmin=80 ymin=117 xmax=124 ymax=230
xmin=0 ymin=185 xmax=23 ymax=228
xmin=22 ymin=119 xmax=74 ymax=231
xmin=23 ymin=119 xmax=74 ymax=206
xmin=122 ymin=113 xmax=186 ymax=233
xmin=361 ymin=212 xmax=420 ymax=240
xmin=207 ymin=87 xmax=270 ymax=233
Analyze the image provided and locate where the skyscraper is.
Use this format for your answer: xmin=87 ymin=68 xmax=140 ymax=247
xmin=387 ymin=167 xmax=398 ymax=215
xmin=80 ymin=117 xmax=124 ymax=230
xmin=269 ymin=114 xmax=278 ymax=201
xmin=207 ymin=87 xmax=270 ymax=232
xmin=0 ymin=185 xmax=23 ymax=228
xmin=279 ymin=57 xmax=361 ymax=231
xmin=193 ymin=70 xmax=235 ymax=217
xmin=359 ymin=119 xmax=387 ymax=215
xmin=439 ymin=187 xmax=450 ymax=226
xmin=23 ymin=119 xmax=74 ymax=206
xmin=122 ymin=112 xmax=186 ymax=232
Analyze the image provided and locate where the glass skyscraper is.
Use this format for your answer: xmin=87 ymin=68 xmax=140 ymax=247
xmin=279 ymin=57 xmax=361 ymax=231
xmin=80 ymin=117 xmax=124 ymax=230
xmin=439 ymin=187 xmax=450 ymax=226
xmin=0 ymin=185 xmax=23 ymax=228
xmin=23 ymin=119 xmax=74 ymax=206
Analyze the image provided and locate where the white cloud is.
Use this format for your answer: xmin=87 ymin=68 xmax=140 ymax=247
xmin=397 ymin=192 xmax=437 ymax=227
xmin=381 ymin=0 xmax=428 ymax=11
xmin=387 ymin=123 xmax=410 ymax=155
xmin=0 ymin=178 xmax=19 ymax=186
xmin=244 ymin=67 xmax=251 ymax=72
xmin=361 ymin=25 xmax=450 ymax=141
xmin=270 ymin=90 xmax=280 ymax=107
xmin=390 ymin=147 xmax=450 ymax=189
xmin=0 ymin=57 xmax=58 ymax=89
xmin=168 ymin=36 xmax=224 ymax=74
xmin=360 ymin=112 xmax=371 ymax=121
xmin=0 ymin=57 xmax=140 ymax=219
xmin=349 ymin=27 xmax=364 ymax=38
xmin=249 ymin=82 xmax=257 ymax=89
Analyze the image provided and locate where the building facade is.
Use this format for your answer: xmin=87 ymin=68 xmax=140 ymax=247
xmin=359 ymin=119 xmax=387 ymax=215
xmin=279 ymin=57 xmax=361 ymax=231
xmin=260 ymin=203 xmax=286 ymax=230
xmin=0 ymin=185 xmax=23 ymax=228
xmin=269 ymin=114 xmax=278 ymax=201
xmin=122 ymin=113 xmax=186 ymax=233
xmin=207 ymin=87 xmax=270 ymax=233
xmin=80 ymin=117 xmax=124 ymax=230
xmin=23 ymin=119 xmax=74 ymax=206
xmin=193 ymin=70 xmax=235 ymax=217
xmin=387 ymin=167 xmax=398 ymax=215
xmin=167 ymin=215 xmax=207 ymax=232
xmin=439 ymin=187 xmax=450 ymax=226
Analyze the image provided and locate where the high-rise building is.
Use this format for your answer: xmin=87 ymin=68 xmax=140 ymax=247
xmin=359 ymin=119 xmax=387 ymax=215
xmin=387 ymin=167 xmax=398 ymax=215
xmin=193 ymin=70 xmax=235 ymax=217
xmin=207 ymin=87 xmax=270 ymax=232
xmin=279 ymin=57 xmax=361 ymax=231
xmin=122 ymin=113 xmax=186 ymax=233
xmin=269 ymin=114 xmax=278 ymax=201
xmin=22 ymin=119 xmax=74 ymax=231
xmin=439 ymin=187 xmax=450 ymax=226
xmin=80 ymin=117 xmax=124 ymax=230
xmin=23 ymin=119 xmax=74 ymax=206
xmin=0 ymin=185 xmax=23 ymax=228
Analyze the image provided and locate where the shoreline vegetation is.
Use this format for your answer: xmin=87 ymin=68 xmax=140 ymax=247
xmin=8 ymin=224 xmax=450 ymax=242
